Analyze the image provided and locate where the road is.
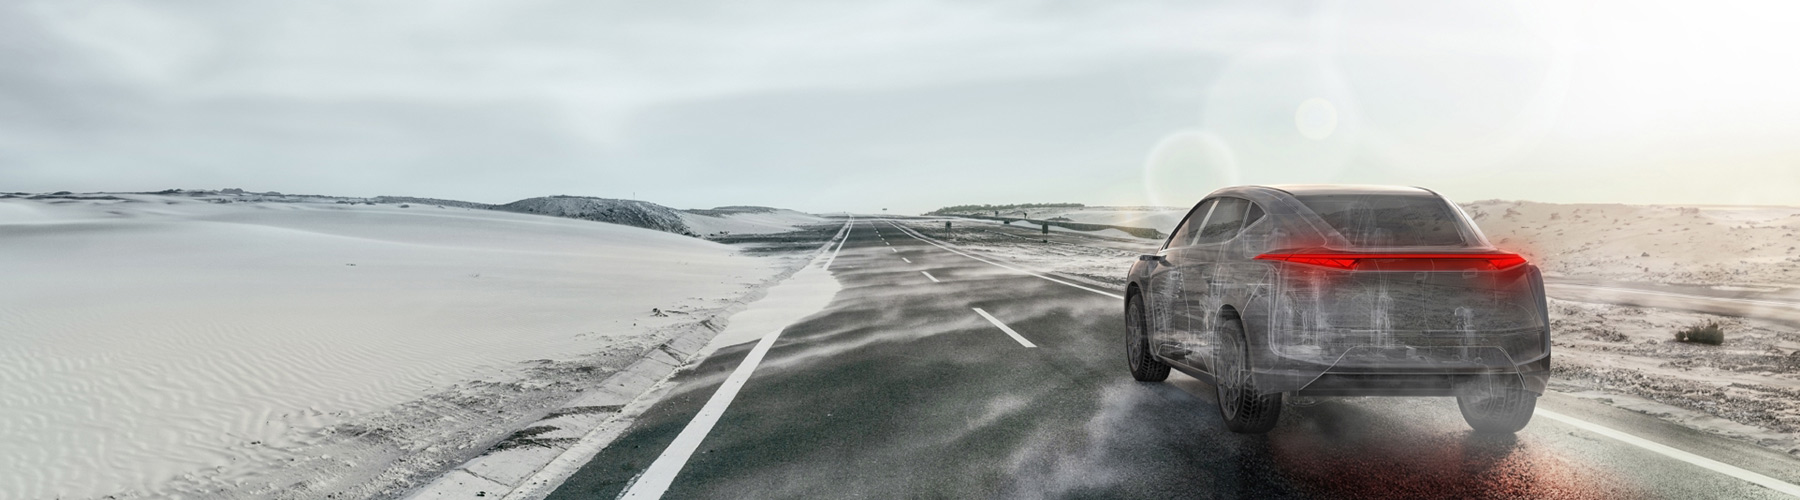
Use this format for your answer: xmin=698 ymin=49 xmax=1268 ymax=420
xmin=543 ymin=220 xmax=1800 ymax=499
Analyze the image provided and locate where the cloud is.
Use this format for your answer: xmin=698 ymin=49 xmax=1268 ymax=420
xmin=4 ymin=0 xmax=1798 ymax=210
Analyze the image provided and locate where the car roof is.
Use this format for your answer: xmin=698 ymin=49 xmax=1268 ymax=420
xmin=1188 ymin=184 xmax=1486 ymax=248
xmin=1196 ymin=184 xmax=1443 ymax=207
xmin=1261 ymin=184 xmax=1438 ymax=197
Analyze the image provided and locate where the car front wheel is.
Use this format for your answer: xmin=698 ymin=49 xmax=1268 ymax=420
xmin=1125 ymin=293 xmax=1170 ymax=382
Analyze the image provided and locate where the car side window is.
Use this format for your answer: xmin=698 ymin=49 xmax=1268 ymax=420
xmin=1165 ymin=199 xmax=1215 ymax=249
xmin=1234 ymin=201 xmax=1273 ymax=255
xmin=1195 ymin=197 xmax=1247 ymax=244
xmin=1243 ymin=202 xmax=1264 ymax=228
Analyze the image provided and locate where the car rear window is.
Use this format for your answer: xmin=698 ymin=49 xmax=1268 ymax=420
xmin=1292 ymin=194 xmax=1471 ymax=247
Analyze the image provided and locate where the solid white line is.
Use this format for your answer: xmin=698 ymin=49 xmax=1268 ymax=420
xmin=972 ymin=308 xmax=1035 ymax=348
xmin=885 ymin=221 xmax=1124 ymax=300
xmin=901 ymin=257 xmax=911 ymax=263
xmin=617 ymin=220 xmax=861 ymax=498
xmin=491 ymin=222 xmax=849 ymax=500
xmin=1535 ymin=409 xmax=1800 ymax=497
xmin=619 ymin=329 xmax=785 ymax=499
xmin=921 ymin=271 xmax=940 ymax=283
xmin=822 ymin=218 xmax=853 ymax=270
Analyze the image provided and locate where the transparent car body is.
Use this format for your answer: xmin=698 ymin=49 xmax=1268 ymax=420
xmin=1127 ymin=185 xmax=1550 ymax=397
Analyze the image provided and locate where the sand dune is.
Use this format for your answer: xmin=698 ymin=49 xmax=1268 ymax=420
xmin=0 ymin=194 xmax=788 ymax=499
xmin=1463 ymin=200 xmax=1800 ymax=286
xmin=1003 ymin=206 xmax=1188 ymax=232
xmin=495 ymin=196 xmax=826 ymax=238
xmin=681 ymin=207 xmax=827 ymax=237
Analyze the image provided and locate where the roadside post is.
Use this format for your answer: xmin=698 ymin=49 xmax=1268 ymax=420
xmin=1041 ymin=222 xmax=1049 ymax=234
xmin=945 ymin=221 xmax=951 ymax=229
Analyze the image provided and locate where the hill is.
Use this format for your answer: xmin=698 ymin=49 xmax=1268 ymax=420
xmin=496 ymin=196 xmax=695 ymax=235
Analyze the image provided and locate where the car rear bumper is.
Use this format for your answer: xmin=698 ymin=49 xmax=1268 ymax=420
xmin=1252 ymin=346 xmax=1550 ymax=396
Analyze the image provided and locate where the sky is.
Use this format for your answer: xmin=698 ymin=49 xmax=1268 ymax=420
xmin=4 ymin=0 xmax=1799 ymax=214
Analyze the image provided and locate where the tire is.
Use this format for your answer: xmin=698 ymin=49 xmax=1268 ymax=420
xmin=1125 ymin=293 xmax=1170 ymax=382
xmin=1215 ymin=315 xmax=1281 ymax=433
xmin=1457 ymin=377 xmax=1538 ymax=434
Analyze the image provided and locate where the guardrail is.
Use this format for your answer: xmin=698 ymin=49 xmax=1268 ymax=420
xmin=949 ymin=215 xmax=1164 ymax=239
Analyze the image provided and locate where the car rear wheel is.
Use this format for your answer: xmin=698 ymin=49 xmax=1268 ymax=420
xmin=1215 ymin=315 xmax=1281 ymax=433
xmin=1125 ymin=294 xmax=1169 ymax=382
xmin=1457 ymin=376 xmax=1537 ymax=434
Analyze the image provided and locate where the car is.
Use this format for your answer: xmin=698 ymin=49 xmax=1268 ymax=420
xmin=1122 ymin=185 xmax=1550 ymax=434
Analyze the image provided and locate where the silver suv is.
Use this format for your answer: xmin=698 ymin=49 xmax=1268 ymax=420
xmin=1123 ymin=185 xmax=1550 ymax=434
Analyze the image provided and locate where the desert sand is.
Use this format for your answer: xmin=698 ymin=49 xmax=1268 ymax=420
xmin=1462 ymin=200 xmax=1800 ymax=286
xmin=0 ymin=193 xmax=814 ymax=499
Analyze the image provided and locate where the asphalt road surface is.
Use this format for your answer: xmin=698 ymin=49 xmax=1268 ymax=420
xmin=545 ymin=220 xmax=1800 ymax=499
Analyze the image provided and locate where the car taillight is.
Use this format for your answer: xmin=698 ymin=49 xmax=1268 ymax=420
xmin=1254 ymin=252 xmax=1527 ymax=271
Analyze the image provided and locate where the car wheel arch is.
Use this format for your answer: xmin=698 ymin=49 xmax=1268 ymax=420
xmin=1226 ymin=294 xmax=1275 ymax=344
xmin=1212 ymin=305 xmax=1245 ymax=356
xmin=1214 ymin=304 xmax=1241 ymax=324
xmin=1215 ymin=302 xmax=1275 ymax=369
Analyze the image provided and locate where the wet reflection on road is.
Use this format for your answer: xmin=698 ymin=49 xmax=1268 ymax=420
xmin=1252 ymin=393 xmax=1638 ymax=499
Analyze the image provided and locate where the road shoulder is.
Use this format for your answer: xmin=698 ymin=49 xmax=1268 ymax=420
xmin=404 ymin=223 xmax=851 ymax=499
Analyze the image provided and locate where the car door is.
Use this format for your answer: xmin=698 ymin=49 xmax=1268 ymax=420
xmin=1216 ymin=199 xmax=1269 ymax=316
xmin=1146 ymin=199 xmax=1213 ymax=364
xmin=1179 ymin=197 xmax=1248 ymax=374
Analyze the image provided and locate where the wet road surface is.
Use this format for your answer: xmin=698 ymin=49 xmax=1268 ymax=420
xmin=545 ymin=220 xmax=1800 ymax=499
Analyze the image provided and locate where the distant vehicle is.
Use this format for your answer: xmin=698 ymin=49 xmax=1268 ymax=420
xmin=1122 ymin=185 xmax=1550 ymax=434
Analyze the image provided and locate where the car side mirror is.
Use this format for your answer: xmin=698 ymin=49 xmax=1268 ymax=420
xmin=1139 ymin=254 xmax=1166 ymax=262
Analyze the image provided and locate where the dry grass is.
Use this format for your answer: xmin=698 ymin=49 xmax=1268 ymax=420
xmin=1675 ymin=321 xmax=1727 ymax=345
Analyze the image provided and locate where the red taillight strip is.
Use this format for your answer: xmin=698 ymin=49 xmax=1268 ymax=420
xmin=1254 ymin=252 xmax=1527 ymax=270
xmin=1253 ymin=254 xmax=1359 ymax=269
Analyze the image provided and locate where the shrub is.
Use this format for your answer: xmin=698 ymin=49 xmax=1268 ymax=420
xmin=1588 ymin=327 xmax=1627 ymax=342
xmin=1674 ymin=321 xmax=1725 ymax=345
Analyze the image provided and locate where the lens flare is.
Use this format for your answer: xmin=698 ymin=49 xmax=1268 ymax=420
xmin=1140 ymin=130 xmax=1239 ymax=208
xmin=1296 ymin=98 xmax=1339 ymax=140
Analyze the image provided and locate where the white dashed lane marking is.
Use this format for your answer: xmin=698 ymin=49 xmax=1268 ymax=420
xmin=884 ymin=221 xmax=1123 ymax=300
xmin=972 ymin=308 xmax=1035 ymax=348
